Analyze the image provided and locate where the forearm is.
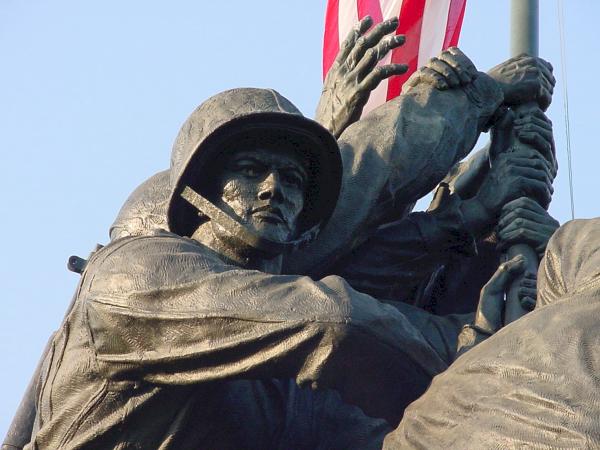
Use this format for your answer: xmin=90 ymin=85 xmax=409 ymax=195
xmin=86 ymin=235 xmax=447 ymax=424
xmin=286 ymin=74 xmax=503 ymax=277
xmin=330 ymin=191 xmax=476 ymax=302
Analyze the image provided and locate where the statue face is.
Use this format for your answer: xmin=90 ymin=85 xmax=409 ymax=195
xmin=212 ymin=148 xmax=307 ymax=243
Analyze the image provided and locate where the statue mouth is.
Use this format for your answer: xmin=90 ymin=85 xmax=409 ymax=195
xmin=251 ymin=206 xmax=287 ymax=227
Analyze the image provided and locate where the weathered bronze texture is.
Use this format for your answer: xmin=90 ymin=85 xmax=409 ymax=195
xmin=6 ymin=19 xmax=571 ymax=450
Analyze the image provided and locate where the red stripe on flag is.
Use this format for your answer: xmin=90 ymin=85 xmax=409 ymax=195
xmin=323 ymin=0 xmax=340 ymax=79
xmin=387 ymin=0 xmax=427 ymax=100
xmin=443 ymin=0 xmax=467 ymax=48
xmin=357 ymin=0 xmax=383 ymax=24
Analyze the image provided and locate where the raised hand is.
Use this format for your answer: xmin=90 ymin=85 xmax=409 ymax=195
xmin=487 ymin=54 xmax=556 ymax=110
xmin=497 ymin=197 xmax=560 ymax=257
xmin=315 ymin=16 xmax=408 ymax=138
xmin=402 ymin=47 xmax=478 ymax=92
xmin=456 ymin=255 xmax=534 ymax=356
xmin=514 ymin=108 xmax=557 ymax=177
xmin=460 ymin=145 xmax=554 ymax=236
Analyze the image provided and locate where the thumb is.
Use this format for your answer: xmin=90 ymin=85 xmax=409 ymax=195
xmin=475 ymin=255 xmax=525 ymax=333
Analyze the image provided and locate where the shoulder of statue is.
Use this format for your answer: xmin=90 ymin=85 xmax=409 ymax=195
xmin=83 ymin=230 xmax=218 ymax=288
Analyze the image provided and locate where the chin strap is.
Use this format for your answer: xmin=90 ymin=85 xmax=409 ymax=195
xmin=180 ymin=186 xmax=317 ymax=256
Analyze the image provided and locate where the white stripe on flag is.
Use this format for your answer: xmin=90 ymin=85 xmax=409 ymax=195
xmin=417 ymin=0 xmax=452 ymax=67
xmin=338 ymin=0 xmax=359 ymax=49
xmin=362 ymin=0 xmax=404 ymax=115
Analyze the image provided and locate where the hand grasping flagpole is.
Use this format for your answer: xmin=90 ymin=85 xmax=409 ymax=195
xmin=504 ymin=0 xmax=542 ymax=324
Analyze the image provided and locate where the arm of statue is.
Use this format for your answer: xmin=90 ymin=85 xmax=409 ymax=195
xmin=83 ymin=234 xmax=449 ymax=426
xmin=286 ymin=48 xmax=504 ymax=276
xmin=315 ymin=15 xmax=408 ymax=138
xmin=286 ymin=50 xmax=555 ymax=277
xmin=326 ymin=134 xmax=554 ymax=303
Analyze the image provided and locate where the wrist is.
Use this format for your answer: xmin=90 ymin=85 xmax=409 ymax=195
xmin=418 ymin=193 xmax=477 ymax=256
xmin=459 ymin=197 xmax=493 ymax=236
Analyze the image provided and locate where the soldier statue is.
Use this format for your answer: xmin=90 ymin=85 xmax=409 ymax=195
xmin=6 ymin=17 xmax=575 ymax=450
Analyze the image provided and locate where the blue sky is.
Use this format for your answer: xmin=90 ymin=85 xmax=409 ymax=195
xmin=1 ymin=0 xmax=597 ymax=434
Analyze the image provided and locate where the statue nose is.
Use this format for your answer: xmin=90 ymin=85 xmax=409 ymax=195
xmin=258 ymin=172 xmax=282 ymax=201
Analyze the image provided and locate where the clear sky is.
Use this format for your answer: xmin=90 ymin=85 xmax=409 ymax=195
xmin=1 ymin=0 xmax=597 ymax=434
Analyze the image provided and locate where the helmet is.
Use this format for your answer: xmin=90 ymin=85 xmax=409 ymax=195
xmin=109 ymin=170 xmax=170 ymax=241
xmin=167 ymin=88 xmax=342 ymax=254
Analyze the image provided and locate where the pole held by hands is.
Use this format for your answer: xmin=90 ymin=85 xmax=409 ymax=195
xmin=504 ymin=0 xmax=540 ymax=324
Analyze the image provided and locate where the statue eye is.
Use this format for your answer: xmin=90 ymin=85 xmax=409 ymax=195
xmin=232 ymin=161 xmax=265 ymax=177
xmin=241 ymin=165 xmax=260 ymax=177
xmin=282 ymin=171 xmax=305 ymax=189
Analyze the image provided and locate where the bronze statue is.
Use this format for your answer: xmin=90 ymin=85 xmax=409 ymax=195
xmin=6 ymin=18 xmax=568 ymax=450
xmin=384 ymin=218 xmax=600 ymax=449
xmin=20 ymin=85 xmax=541 ymax=449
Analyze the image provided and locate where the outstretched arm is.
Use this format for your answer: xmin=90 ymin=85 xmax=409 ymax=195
xmin=287 ymin=49 xmax=505 ymax=276
xmin=84 ymin=234 xmax=449 ymax=426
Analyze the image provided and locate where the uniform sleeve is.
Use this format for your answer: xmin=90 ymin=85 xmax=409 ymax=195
xmin=285 ymin=74 xmax=503 ymax=277
xmin=330 ymin=193 xmax=476 ymax=302
xmin=83 ymin=234 xmax=448 ymax=425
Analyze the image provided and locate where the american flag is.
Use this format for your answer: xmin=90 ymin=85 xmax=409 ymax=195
xmin=323 ymin=0 xmax=467 ymax=114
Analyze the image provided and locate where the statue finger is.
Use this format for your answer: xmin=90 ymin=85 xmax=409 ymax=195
xmin=438 ymin=50 xmax=473 ymax=84
xmin=515 ymin=177 xmax=553 ymax=207
xmin=499 ymin=196 xmax=544 ymax=215
xmin=514 ymin=113 xmax=552 ymax=131
xmin=515 ymin=127 xmax=554 ymax=152
xmin=477 ymin=257 xmax=526 ymax=332
xmin=514 ymin=124 xmax=556 ymax=165
xmin=334 ymin=16 xmax=374 ymax=67
xmin=515 ymin=132 xmax=554 ymax=166
xmin=498 ymin=206 xmax=549 ymax=231
xmin=517 ymin=283 xmax=537 ymax=300
xmin=346 ymin=17 xmax=399 ymax=70
xmin=520 ymin=296 xmax=537 ymax=311
xmin=499 ymin=221 xmax=558 ymax=242
xmin=482 ymin=255 xmax=525 ymax=296
xmin=518 ymin=287 xmax=537 ymax=302
xmin=519 ymin=275 xmax=537 ymax=289
xmin=537 ymin=60 xmax=556 ymax=88
xmin=414 ymin=67 xmax=449 ymax=90
xmin=521 ymin=129 xmax=556 ymax=173
xmin=498 ymin=219 xmax=556 ymax=242
xmin=510 ymin=165 xmax=553 ymax=188
xmin=444 ymin=47 xmax=478 ymax=77
xmin=359 ymin=64 xmax=408 ymax=92
xmin=498 ymin=227 xmax=549 ymax=251
xmin=537 ymin=85 xmax=553 ymax=111
xmin=353 ymin=35 xmax=405 ymax=81
xmin=426 ymin=57 xmax=461 ymax=87
xmin=506 ymin=151 xmax=554 ymax=176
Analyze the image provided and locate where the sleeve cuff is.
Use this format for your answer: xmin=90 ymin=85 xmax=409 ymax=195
xmin=410 ymin=189 xmax=477 ymax=257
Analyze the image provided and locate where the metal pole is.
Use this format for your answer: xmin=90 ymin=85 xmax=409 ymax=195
xmin=511 ymin=0 xmax=539 ymax=57
xmin=504 ymin=0 xmax=541 ymax=324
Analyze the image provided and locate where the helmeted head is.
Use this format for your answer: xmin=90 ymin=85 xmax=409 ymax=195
xmin=109 ymin=170 xmax=170 ymax=241
xmin=167 ymin=88 xmax=342 ymax=256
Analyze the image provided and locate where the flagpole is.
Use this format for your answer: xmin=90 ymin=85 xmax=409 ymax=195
xmin=511 ymin=0 xmax=538 ymax=57
xmin=504 ymin=0 xmax=540 ymax=324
